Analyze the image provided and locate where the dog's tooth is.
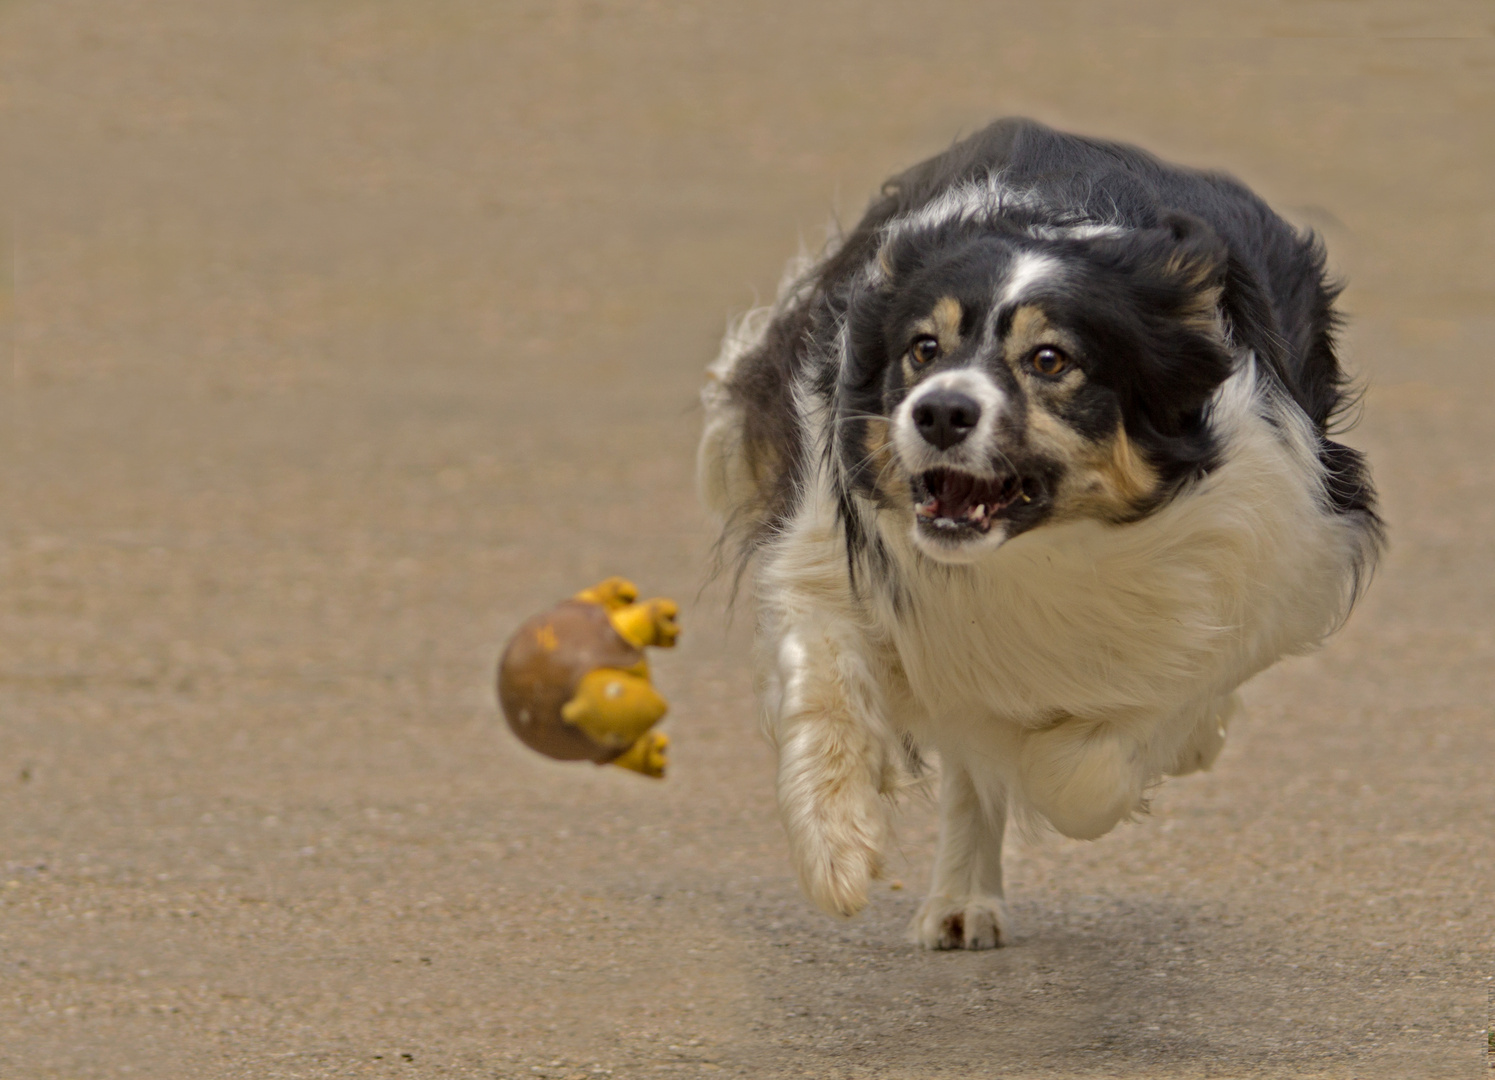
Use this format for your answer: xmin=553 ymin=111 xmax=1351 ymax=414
xmin=970 ymin=504 xmax=986 ymax=519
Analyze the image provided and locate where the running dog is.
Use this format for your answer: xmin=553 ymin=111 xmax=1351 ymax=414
xmin=698 ymin=118 xmax=1381 ymax=949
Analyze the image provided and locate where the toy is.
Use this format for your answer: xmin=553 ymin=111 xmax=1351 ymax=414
xmin=497 ymin=577 xmax=678 ymax=778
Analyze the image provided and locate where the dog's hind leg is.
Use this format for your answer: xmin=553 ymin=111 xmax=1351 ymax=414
xmin=911 ymin=761 xmax=1009 ymax=950
xmin=766 ymin=621 xmax=900 ymax=919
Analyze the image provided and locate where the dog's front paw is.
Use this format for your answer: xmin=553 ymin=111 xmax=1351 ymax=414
xmin=776 ymin=718 xmax=890 ymax=918
xmin=779 ymin=770 xmax=887 ymax=917
xmin=786 ymin=802 xmax=886 ymax=918
xmin=911 ymin=895 xmax=1008 ymax=950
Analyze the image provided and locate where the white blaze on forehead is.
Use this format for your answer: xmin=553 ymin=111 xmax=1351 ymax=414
xmin=907 ymin=369 xmax=1006 ymax=416
xmin=1000 ymin=252 xmax=1061 ymax=308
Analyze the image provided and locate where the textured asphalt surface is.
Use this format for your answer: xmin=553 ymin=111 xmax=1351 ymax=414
xmin=3 ymin=3 xmax=1493 ymax=1078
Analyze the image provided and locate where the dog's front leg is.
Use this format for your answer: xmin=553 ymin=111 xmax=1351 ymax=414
xmin=912 ymin=761 xmax=1008 ymax=949
xmin=765 ymin=621 xmax=896 ymax=918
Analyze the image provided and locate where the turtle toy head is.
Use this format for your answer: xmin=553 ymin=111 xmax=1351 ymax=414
xmin=572 ymin=576 xmax=640 ymax=611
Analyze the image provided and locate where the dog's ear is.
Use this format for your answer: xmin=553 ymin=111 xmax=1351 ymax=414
xmin=1109 ymin=211 xmax=1228 ymax=331
xmin=1082 ymin=209 xmax=1227 ymax=303
xmin=1153 ymin=211 xmax=1229 ymax=324
xmin=842 ymin=271 xmax=895 ymax=399
xmin=1075 ymin=212 xmax=1234 ymax=437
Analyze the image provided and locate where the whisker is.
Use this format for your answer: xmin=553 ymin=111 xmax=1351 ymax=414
xmin=842 ymin=440 xmax=910 ymax=498
xmin=832 ymin=411 xmax=891 ymax=427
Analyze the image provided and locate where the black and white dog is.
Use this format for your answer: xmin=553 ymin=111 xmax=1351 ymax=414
xmin=698 ymin=119 xmax=1381 ymax=949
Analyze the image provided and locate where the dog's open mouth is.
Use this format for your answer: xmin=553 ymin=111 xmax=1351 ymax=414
xmin=913 ymin=468 xmax=1030 ymax=535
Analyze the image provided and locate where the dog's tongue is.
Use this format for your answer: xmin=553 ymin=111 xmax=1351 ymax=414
xmin=932 ymin=470 xmax=978 ymax=516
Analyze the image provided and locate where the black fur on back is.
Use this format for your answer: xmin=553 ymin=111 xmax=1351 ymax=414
xmin=718 ymin=117 xmax=1382 ymax=568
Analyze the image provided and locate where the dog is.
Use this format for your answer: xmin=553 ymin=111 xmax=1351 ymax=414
xmin=697 ymin=118 xmax=1382 ymax=949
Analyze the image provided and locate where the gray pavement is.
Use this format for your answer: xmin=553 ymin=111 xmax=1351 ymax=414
xmin=2 ymin=3 xmax=1492 ymax=1077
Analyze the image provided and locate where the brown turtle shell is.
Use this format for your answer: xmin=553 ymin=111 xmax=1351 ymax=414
xmin=497 ymin=599 xmax=645 ymax=763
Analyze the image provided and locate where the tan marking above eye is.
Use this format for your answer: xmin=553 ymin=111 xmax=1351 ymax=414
xmin=909 ymin=296 xmax=965 ymax=364
xmin=930 ymin=297 xmax=962 ymax=340
xmin=1007 ymin=304 xmax=1052 ymax=346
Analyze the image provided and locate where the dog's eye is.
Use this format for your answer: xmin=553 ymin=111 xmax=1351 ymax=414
xmin=910 ymin=335 xmax=941 ymax=365
xmin=1029 ymin=347 xmax=1069 ymax=377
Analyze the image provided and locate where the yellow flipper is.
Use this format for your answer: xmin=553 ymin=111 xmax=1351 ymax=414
xmin=610 ymin=731 xmax=669 ymax=778
xmin=559 ymin=668 xmax=668 ymax=750
xmin=608 ymin=598 xmax=680 ymax=649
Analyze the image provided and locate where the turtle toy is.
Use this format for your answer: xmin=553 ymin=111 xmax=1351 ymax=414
xmin=497 ymin=577 xmax=678 ymax=778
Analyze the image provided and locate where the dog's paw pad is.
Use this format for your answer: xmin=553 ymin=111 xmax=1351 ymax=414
xmin=911 ymin=895 xmax=1008 ymax=950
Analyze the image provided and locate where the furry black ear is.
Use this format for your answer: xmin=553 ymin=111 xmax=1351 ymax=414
xmin=1154 ymin=210 xmax=1229 ymax=305
xmin=1069 ymin=211 xmax=1234 ymax=444
xmin=843 ymin=273 xmax=895 ymax=400
xmin=1083 ymin=210 xmax=1228 ymax=316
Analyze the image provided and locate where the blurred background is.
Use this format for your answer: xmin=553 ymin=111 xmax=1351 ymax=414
xmin=3 ymin=3 xmax=1492 ymax=1077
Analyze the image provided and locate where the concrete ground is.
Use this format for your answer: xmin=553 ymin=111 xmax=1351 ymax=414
xmin=3 ymin=3 xmax=1492 ymax=1077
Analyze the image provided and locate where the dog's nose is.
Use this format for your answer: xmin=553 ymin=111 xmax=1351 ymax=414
xmin=912 ymin=389 xmax=981 ymax=450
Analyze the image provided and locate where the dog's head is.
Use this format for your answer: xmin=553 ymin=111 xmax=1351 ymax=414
xmin=838 ymin=211 xmax=1235 ymax=563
